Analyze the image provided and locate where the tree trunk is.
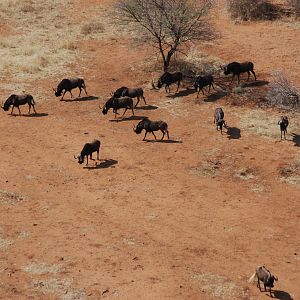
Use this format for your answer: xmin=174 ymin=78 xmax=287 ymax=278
xmin=163 ymin=48 xmax=175 ymax=72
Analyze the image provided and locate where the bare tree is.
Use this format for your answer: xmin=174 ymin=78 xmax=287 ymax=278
xmin=117 ymin=0 xmax=214 ymax=71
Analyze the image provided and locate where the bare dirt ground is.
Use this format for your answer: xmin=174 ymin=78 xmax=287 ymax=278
xmin=0 ymin=0 xmax=299 ymax=299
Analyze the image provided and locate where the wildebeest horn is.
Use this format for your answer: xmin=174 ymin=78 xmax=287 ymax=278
xmin=110 ymin=91 xmax=114 ymax=96
xmin=99 ymin=103 xmax=102 ymax=109
xmin=53 ymin=87 xmax=56 ymax=92
xmin=74 ymin=154 xmax=78 ymax=159
xmin=151 ymin=78 xmax=159 ymax=90
xmin=274 ymin=275 xmax=278 ymax=281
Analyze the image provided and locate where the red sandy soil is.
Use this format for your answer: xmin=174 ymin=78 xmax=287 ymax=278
xmin=0 ymin=0 xmax=299 ymax=299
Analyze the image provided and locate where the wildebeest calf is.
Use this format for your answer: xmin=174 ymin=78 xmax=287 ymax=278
xmin=278 ymin=116 xmax=289 ymax=140
xmin=222 ymin=61 xmax=256 ymax=83
xmin=2 ymin=94 xmax=36 ymax=115
xmin=102 ymin=97 xmax=134 ymax=118
xmin=194 ymin=75 xmax=215 ymax=98
xmin=54 ymin=78 xmax=87 ymax=100
xmin=248 ymin=265 xmax=278 ymax=297
xmin=214 ymin=107 xmax=227 ymax=134
xmin=74 ymin=139 xmax=101 ymax=165
xmin=134 ymin=118 xmax=169 ymax=141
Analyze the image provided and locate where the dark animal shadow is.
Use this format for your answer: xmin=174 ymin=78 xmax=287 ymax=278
xmin=291 ymin=133 xmax=300 ymax=147
xmin=135 ymin=105 xmax=158 ymax=110
xmin=226 ymin=127 xmax=241 ymax=139
xmin=204 ymin=90 xmax=228 ymax=102
xmin=22 ymin=113 xmax=49 ymax=117
xmin=109 ymin=115 xmax=146 ymax=122
xmin=166 ymin=87 xmax=195 ymax=98
xmin=60 ymin=96 xmax=99 ymax=102
xmin=83 ymin=159 xmax=118 ymax=170
xmin=272 ymin=290 xmax=294 ymax=300
xmin=240 ymin=80 xmax=269 ymax=88
xmin=144 ymin=139 xmax=182 ymax=144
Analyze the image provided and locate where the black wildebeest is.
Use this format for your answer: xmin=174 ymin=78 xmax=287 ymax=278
xmin=222 ymin=61 xmax=256 ymax=83
xmin=101 ymin=97 xmax=134 ymax=118
xmin=214 ymin=107 xmax=227 ymax=134
xmin=153 ymin=72 xmax=183 ymax=93
xmin=133 ymin=118 xmax=169 ymax=141
xmin=194 ymin=75 xmax=215 ymax=98
xmin=53 ymin=78 xmax=87 ymax=100
xmin=74 ymin=139 xmax=101 ymax=165
xmin=248 ymin=266 xmax=278 ymax=297
xmin=2 ymin=94 xmax=37 ymax=115
xmin=278 ymin=116 xmax=289 ymax=140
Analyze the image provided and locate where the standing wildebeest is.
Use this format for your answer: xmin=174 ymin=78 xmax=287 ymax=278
xmin=74 ymin=139 xmax=101 ymax=165
xmin=53 ymin=78 xmax=87 ymax=100
xmin=194 ymin=75 xmax=215 ymax=98
xmin=101 ymin=97 xmax=134 ymax=118
xmin=248 ymin=266 xmax=278 ymax=297
xmin=154 ymin=72 xmax=183 ymax=93
xmin=222 ymin=61 xmax=256 ymax=83
xmin=278 ymin=116 xmax=289 ymax=140
xmin=214 ymin=107 xmax=227 ymax=134
xmin=2 ymin=94 xmax=36 ymax=115
xmin=121 ymin=88 xmax=146 ymax=108
xmin=134 ymin=118 xmax=169 ymax=141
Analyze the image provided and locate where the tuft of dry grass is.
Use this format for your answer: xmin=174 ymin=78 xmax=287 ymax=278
xmin=278 ymin=158 xmax=300 ymax=186
xmin=23 ymin=263 xmax=64 ymax=275
xmin=0 ymin=235 xmax=13 ymax=250
xmin=81 ymin=21 xmax=105 ymax=36
xmin=236 ymin=167 xmax=256 ymax=180
xmin=0 ymin=190 xmax=25 ymax=205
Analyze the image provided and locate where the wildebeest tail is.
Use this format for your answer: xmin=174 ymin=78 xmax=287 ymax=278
xmin=248 ymin=272 xmax=257 ymax=283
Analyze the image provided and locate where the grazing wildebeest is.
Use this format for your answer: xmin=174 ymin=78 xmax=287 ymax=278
xmin=222 ymin=61 xmax=256 ymax=83
xmin=154 ymin=72 xmax=183 ymax=93
xmin=214 ymin=107 xmax=227 ymax=134
xmin=2 ymin=94 xmax=36 ymax=115
xmin=121 ymin=87 xmax=146 ymax=108
xmin=278 ymin=116 xmax=289 ymax=140
xmin=53 ymin=78 xmax=87 ymax=100
xmin=248 ymin=266 xmax=278 ymax=297
xmin=101 ymin=97 xmax=134 ymax=118
xmin=133 ymin=118 xmax=169 ymax=141
xmin=74 ymin=139 xmax=101 ymax=165
xmin=194 ymin=75 xmax=215 ymax=98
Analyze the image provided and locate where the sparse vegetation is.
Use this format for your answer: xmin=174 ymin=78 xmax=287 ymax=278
xmin=267 ymin=71 xmax=299 ymax=110
xmin=278 ymin=158 xmax=300 ymax=185
xmin=0 ymin=190 xmax=25 ymax=205
xmin=81 ymin=21 xmax=105 ymax=35
xmin=227 ymin=0 xmax=280 ymax=21
xmin=289 ymin=0 xmax=300 ymax=16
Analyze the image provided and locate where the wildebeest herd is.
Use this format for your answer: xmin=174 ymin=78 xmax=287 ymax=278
xmin=1 ymin=60 xmax=289 ymax=297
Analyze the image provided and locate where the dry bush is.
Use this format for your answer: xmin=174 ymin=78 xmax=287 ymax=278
xmin=227 ymin=0 xmax=280 ymax=21
xmin=81 ymin=21 xmax=104 ymax=35
xmin=266 ymin=71 xmax=299 ymax=110
xmin=289 ymin=0 xmax=300 ymax=16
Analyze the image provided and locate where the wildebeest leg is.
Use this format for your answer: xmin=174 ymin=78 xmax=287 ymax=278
xmin=122 ymin=108 xmax=128 ymax=117
xmin=269 ymin=287 xmax=273 ymax=297
xmin=161 ymin=130 xmax=165 ymax=140
xmin=166 ymin=130 xmax=170 ymax=139
xmin=17 ymin=106 xmax=21 ymax=115
xmin=230 ymin=74 xmax=235 ymax=83
xmin=247 ymin=71 xmax=250 ymax=81
xmin=97 ymin=150 xmax=99 ymax=160
xmin=32 ymin=104 xmax=37 ymax=114
xmin=143 ymin=96 xmax=146 ymax=104
xmin=11 ymin=106 xmax=14 ymax=115
xmin=151 ymin=131 xmax=156 ymax=140
xmin=86 ymin=155 xmax=88 ymax=165
xmin=143 ymin=131 xmax=148 ymax=141
xmin=257 ymin=279 xmax=261 ymax=291
xmin=201 ymin=88 xmax=205 ymax=95
xmin=237 ymin=74 xmax=240 ymax=84
xmin=135 ymin=97 xmax=140 ymax=108
xmin=28 ymin=104 xmax=31 ymax=114
xmin=212 ymin=83 xmax=215 ymax=90
xmin=69 ymin=90 xmax=73 ymax=98
xmin=83 ymin=85 xmax=88 ymax=95
xmin=131 ymin=106 xmax=134 ymax=116
xmin=252 ymin=70 xmax=257 ymax=80
xmin=281 ymin=130 xmax=283 ymax=140
xmin=61 ymin=91 xmax=66 ymax=100
xmin=78 ymin=87 xmax=82 ymax=97
xmin=176 ymin=80 xmax=180 ymax=92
